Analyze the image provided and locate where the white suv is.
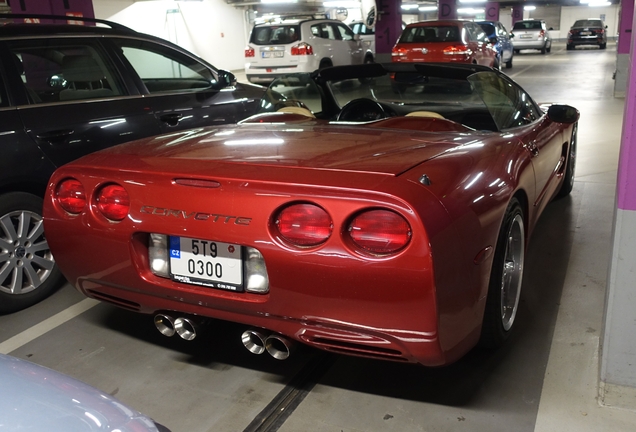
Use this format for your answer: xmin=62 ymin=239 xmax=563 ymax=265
xmin=245 ymin=17 xmax=365 ymax=84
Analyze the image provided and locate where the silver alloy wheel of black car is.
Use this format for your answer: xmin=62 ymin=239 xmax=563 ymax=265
xmin=500 ymin=213 xmax=524 ymax=331
xmin=0 ymin=193 xmax=61 ymax=313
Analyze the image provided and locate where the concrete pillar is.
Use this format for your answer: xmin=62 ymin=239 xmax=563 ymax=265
xmin=614 ymin=0 xmax=635 ymax=97
xmin=601 ymin=0 xmax=636 ymax=409
xmin=374 ymin=0 xmax=403 ymax=62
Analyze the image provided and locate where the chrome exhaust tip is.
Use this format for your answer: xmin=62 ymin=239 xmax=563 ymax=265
xmin=265 ymin=334 xmax=293 ymax=360
xmin=154 ymin=314 xmax=176 ymax=337
xmin=174 ymin=317 xmax=198 ymax=341
xmin=241 ymin=330 xmax=268 ymax=355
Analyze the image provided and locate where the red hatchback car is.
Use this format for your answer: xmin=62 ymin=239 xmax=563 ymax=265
xmin=392 ymin=20 xmax=498 ymax=68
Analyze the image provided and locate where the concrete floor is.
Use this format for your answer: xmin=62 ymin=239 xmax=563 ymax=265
xmin=1 ymin=42 xmax=635 ymax=432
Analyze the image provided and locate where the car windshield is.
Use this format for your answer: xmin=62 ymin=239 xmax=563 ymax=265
xmin=398 ymin=26 xmax=460 ymax=43
xmin=572 ymin=19 xmax=603 ymax=28
xmin=513 ymin=21 xmax=542 ymax=30
xmin=250 ymin=25 xmax=300 ymax=45
xmin=266 ymin=64 xmax=542 ymax=132
xmin=478 ymin=23 xmax=496 ymax=37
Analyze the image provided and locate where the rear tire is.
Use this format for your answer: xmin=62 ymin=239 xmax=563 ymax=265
xmin=556 ymin=124 xmax=577 ymax=198
xmin=479 ymin=198 xmax=525 ymax=348
xmin=567 ymin=44 xmax=574 ymax=51
xmin=0 ymin=192 xmax=63 ymax=314
xmin=600 ymin=43 xmax=607 ymax=49
xmin=319 ymin=59 xmax=333 ymax=70
xmin=505 ymin=56 xmax=513 ymax=69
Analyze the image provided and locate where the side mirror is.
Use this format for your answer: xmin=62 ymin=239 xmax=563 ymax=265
xmin=547 ymin=104 xmax=579 ymax=124
xmin=549 ymin=27 xmax=554 ymax=31
xmin=489 ymin=36 xmax=498 ymax=44
xmin=509 ymin=32 xmax=515 ymax=39
xmin=217 ymin=70 xmax=237 ymax=88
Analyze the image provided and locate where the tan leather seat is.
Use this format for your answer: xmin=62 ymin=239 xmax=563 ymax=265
xmin=277 ymin=106 xmax=315 ymax=118
xmin=405 ymin=111 xmax=445 ymax=119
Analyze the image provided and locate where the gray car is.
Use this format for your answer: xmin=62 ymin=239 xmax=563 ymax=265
xmin=0 ymin=353 xmax=170 ymax=431
xmin=512 ymin=19 xmax=552 ymax=54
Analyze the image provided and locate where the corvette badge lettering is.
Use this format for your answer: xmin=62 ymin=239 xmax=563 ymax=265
xmin=140 ymin=205 xmax=251 ymax=225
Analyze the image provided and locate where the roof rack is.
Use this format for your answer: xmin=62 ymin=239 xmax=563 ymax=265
xmin=0 ymin=13 xmax=133 ymax=31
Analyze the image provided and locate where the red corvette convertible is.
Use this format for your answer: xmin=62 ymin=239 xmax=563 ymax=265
xmin=43 ymin=63 xmax=578 ymax=366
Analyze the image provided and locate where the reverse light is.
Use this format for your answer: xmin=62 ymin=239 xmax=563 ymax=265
xmin=443 ymin=45 xmax=470 ymax=55
xmin=348 ymin=209 xmax=411 ymax=254
xmin=245 ymin=47 xmax=255 ymax=58
xmin=96 ymin=183 xmax=130 ymax=221
xmin=291 ymin=42 xmax=313 ymax=56
xmin=245 ymin=247 xmax=269 ymax=293
xmin=149 ymin=234 xmax=169 ymax=277
xmin=56 ymin=178 xmax=86 ymax=214
xmin=275 ymin=203 xmax=332 ymax=246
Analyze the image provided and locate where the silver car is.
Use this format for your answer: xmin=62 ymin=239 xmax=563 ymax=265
xmin=512 ymin=19 xmax=552 ymax=54
xmin=0 ymin=354 xmax=170 ymax=431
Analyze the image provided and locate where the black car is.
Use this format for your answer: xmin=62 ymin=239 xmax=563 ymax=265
xmin=0 ymin=14 xmax=273 ymax=313
xmin=567 ymin=18 xmax=607 ymax=50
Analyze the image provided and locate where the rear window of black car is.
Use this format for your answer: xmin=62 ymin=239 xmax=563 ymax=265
xmin=513 ymin=21 xmax=543 ymax=30
xmin=399 ymin=26 xmax=460 ymax=43
xmin=251 ymin=25 xmax=301 ymax=45
xmin=572 ymin=19 xmax=603 ymax=28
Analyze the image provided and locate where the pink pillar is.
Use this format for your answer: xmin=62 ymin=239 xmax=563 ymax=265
xmin=617 ymin=5 xmax=636 ymax=210
xmin=485 ymin=3 xmax=499 ymax=21
xmin=511 ymin=5 xmax=524 ymax=25
xmin=10 ymin=0 xmax=95 ymax=22
xmin=438 ymin=0 xmax=457 ymax=20
xmin=374 ymin=0 xmax=403 ymax=59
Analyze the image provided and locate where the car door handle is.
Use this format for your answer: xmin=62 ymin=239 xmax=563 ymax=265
xmin=36 ymin=129 xmax=74 ymax=142
xmin=159 ymin=113 xmax=183 ymax=126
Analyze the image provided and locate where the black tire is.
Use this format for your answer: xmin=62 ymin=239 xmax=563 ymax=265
xmin=556 ymin=123 xmax=577 ymax=198
xmin=600 ymin=43 xmax=607 ymax=49
xmin=319 ymin=59 xmax=333 ymax=70
xmin=546 ymin=43 xmax=551 ymax=53
xmin=479 ymin=198 xmax=525 ymax=348
xmin=0 ymin=192 xmax=63 ymax=314
xmin=505 ymin=56 xmax=513 ymax=69
xmin=567 ymin=44 xmax=574 ymax=51
xmin=514 ymin=49 xmax=520 ymax=54
xmin=493 ymin=56 xmax=501 ymax=71
xmin=541 ymin=46 xmax=546 ymax=55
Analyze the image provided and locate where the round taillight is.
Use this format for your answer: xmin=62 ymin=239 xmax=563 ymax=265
xmin=275 ymin=203 xmax=332 ymax=247
xmin=56 ymin=178 xmax=86 ymax=214
xmin=348 ymin=210 xmax=411 ymax=254
xmin=96 ymin=184 xmax=130 ymax=221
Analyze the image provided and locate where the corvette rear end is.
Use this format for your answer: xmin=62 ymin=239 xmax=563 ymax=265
xmin=44 ymin=124 xmax=485 ymax=366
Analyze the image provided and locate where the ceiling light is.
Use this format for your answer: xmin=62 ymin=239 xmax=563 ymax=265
xmin=401 ymin=4 xmax=419 ymax=10
xmin=458 ymin=7 xmax=485 ymax=13
xmin=458 ymin=0 xmax=486 ymax=3
xmin=524 ymin=5 xmax=536 ymax=10
xmin=418 ymin=5 xmax=438 ymax=11
xmin=323 ymin=0 xmax=361 ymax=6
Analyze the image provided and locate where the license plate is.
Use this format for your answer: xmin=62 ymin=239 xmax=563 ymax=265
xmin=169 ymin=236 xmax=243 ymax=291
xmin=262 ymin=51 xmax=284 ymax=58
xmin=580 ymin=31 xmax=591 ymax=36
xmin=520 ymin=34 xmax=532 ymax=39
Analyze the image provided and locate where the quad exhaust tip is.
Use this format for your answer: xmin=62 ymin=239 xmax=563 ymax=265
xmin=154 ymin=313 xmax=200 ymax=341
xmin=241 ymin=330 xmax=293 ymax=360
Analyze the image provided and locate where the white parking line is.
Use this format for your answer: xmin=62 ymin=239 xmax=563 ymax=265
xmin=0 ymin=298 xmax=99 ymax=354
xmin=508 ymin=63 xmax=536 ymax=79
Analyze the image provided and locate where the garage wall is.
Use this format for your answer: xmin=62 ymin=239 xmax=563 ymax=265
xmin=93 ymin=0 xmax=247 ymax=71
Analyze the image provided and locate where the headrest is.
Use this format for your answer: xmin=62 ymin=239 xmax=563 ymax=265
xmin=62 ymin=55 xmax=105 ymax=82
